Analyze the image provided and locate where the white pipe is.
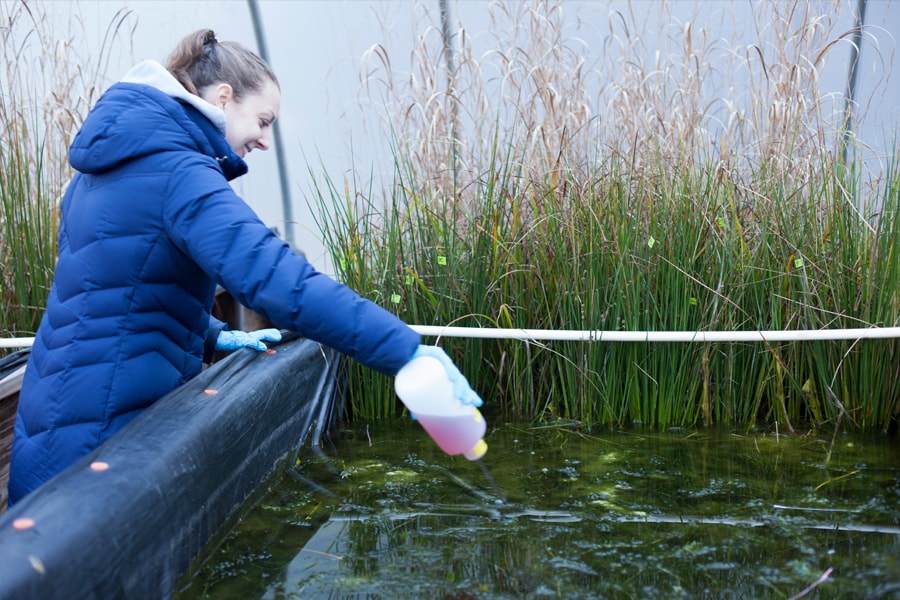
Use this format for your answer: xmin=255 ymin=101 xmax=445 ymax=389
xmin=4 ymin=325 xmax=900 ymax=350
xmin=0 ymin=337 xmax=35 ymax=349
xmin=409 ymin=325 xmax=900 ymax=343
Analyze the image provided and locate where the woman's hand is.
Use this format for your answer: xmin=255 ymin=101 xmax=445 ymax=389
xmin=410 ymin=345 xmax=484 ymax=407
xmin=215 ymin=328 xmax=282 ymax=351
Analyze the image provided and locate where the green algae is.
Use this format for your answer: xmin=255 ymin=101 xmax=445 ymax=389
xmin=177 ymin=423 xmax=899 ymax=599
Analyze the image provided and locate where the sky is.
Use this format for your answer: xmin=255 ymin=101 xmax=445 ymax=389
xmin=37 ymin=0 xmax=900 ymax=272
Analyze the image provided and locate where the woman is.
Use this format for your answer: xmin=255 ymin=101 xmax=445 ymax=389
xmin=8 ymin=30 xmax=480 ymax=506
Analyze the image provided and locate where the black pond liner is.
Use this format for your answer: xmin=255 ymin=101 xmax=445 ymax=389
xmin=0 ymin=332 xmax=340 ymax=599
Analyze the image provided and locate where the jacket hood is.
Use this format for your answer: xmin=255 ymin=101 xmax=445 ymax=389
xmin=69 ymin=60 xmax=247 ymax=180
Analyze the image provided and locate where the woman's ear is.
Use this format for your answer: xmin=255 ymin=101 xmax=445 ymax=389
xmin=203 ymin=83 xmax=234 ymax=109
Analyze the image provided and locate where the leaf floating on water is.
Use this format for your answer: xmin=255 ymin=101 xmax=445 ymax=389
xmin=814 ymin=469 xmax=861 ymax=491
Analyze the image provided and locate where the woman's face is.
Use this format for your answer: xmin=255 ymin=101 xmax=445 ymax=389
xmin=205 ymin=79 xmax=281 ymax=158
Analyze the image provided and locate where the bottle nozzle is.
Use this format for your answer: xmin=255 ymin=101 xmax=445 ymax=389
xmin=463 ymin=439 xmax=488 ymax=460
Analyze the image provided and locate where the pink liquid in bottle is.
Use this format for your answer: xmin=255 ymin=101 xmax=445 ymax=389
xmin=394 ymin=355 xmax=488 ymax=460
xmin=414 ymin=411 xmax=487 ymax=456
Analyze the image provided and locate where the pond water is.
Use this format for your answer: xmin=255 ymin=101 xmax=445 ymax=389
xmin=176 ymin=421 xmax=899 ymax=599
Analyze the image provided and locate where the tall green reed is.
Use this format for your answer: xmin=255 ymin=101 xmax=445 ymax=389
xmin=0 ymin=111 xmax=58 ymax=340
xmin=311 ymin=0 xmax=898 ymax=432
xmin=0 ymin=0 xmax=132 ymax=349
xmin=314 ymin=130 xmax=899 ymax=432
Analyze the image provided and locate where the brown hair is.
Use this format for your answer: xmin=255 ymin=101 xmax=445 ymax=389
xmin=165 ymin=29 xmax=279 ymax=100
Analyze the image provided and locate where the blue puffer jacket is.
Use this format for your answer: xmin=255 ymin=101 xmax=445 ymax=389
xmin=9 ymin=61 xmax=420 ymax=505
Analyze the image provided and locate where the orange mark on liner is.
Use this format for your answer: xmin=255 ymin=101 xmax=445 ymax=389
xmin=265 ymin=349 xmax=277 ymax=354
xmin=90 ymin=461 xmax=109 ymax=471
xmin=204 ymin=389 xmax=219 ymax=395
xmin=13 ymin=518 xmax=35 ymax=531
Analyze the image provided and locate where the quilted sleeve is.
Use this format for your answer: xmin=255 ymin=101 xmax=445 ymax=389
xmin=163 ymin=157 xmax=420 ymax=376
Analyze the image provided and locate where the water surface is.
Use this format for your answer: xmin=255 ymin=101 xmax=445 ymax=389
xmin=177 ymin=422 xmax=899 ymax=599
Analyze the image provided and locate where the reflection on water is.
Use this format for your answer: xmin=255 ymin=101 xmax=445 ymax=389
xmin=177 ymin=422 xmax=900 ymax=599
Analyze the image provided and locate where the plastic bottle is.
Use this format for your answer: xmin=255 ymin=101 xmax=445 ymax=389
xmin=394 ymin=355 xmax=487 ymax=460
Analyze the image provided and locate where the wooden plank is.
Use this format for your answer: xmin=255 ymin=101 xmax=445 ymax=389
xmin=0 ymin=390 xmax=17 ymax=514
xmin=0 ymin=364 xmax=24 ymax=515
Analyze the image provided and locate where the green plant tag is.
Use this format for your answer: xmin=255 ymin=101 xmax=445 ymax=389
xmin=647 ymin=236 xmax=656 ymax=249
xmin=437 ymin=255 xmax=447 ymax=266
xmin=690 ymin=297 xmax=697 ymax=305
xmin=340 ymin=258 xmax=347 ymax=270
xmin=405 ymin=275 xmax=411 ymax=285
xmin=794 ymin=258 xmax=803 ymax=269
xmin=390 ymin=293 xmax=401 ymax=304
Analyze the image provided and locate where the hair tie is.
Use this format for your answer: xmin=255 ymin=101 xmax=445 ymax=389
xmin=204 ymin=37 xmax=218 ymax=47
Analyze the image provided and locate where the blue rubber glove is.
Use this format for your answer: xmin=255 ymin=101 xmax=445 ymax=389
xmin=411 ymin=345 xmax=483 ymax=407
xmin=215 ymin=328 xmax=282 ymax=352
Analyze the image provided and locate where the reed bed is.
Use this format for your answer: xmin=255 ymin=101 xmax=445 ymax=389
xmin=2 ymin=1 xmax=894 ymax=431
xmin=312 ymin=0 xmax=899 ymax=432
xmin=0 ymin=0 xmax=132 ymax=350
